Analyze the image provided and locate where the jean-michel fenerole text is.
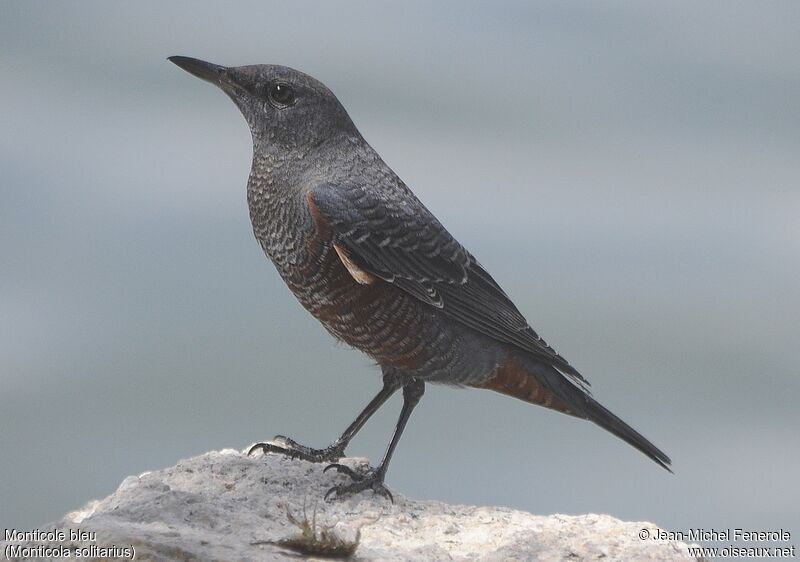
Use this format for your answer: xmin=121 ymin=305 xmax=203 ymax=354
xmin=652 ymin=528 xmax=792 ymax=542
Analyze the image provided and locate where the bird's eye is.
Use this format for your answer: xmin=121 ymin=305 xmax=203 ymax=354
xmin=268 ymin=83 xmax=296 ymax=107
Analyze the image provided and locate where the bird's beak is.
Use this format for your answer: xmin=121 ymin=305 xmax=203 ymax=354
xmin=168 ymin=56 xmax=232 ymax=88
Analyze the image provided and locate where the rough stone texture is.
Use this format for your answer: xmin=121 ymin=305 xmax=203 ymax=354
xmin=4 ymin=448 xmax=701 ymax=561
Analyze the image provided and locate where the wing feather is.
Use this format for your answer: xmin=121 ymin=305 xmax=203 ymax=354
xmin=309 ymin=182 xmax=587 ymax=383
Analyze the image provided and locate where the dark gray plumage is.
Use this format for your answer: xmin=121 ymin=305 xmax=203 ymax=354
xmin=169 ymin=56 xmax=671 ymax=500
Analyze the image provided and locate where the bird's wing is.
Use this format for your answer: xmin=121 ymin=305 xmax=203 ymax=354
xmin=308 ymin=182 xmax=588 ymax=384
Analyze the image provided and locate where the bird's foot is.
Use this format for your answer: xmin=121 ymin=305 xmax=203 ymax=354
xmin=323 ymin=463 xmax=393 ymax=502
xmin=248 ymin=435 xmax=344 ymax=463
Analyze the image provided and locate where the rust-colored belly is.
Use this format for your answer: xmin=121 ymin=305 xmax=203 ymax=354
xmin=278 ymin=211 xmax=432 ymax=373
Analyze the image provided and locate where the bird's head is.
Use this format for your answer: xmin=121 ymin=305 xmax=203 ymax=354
xmin=169 ymin=56 xmax=355 ymax=152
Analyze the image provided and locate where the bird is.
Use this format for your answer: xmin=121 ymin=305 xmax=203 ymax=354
xmin=168 ymin=56 xmax=671 ymax=500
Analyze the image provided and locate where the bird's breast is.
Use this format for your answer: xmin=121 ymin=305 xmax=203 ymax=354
xmin=255 ymin=207 xmax=436 ymax=372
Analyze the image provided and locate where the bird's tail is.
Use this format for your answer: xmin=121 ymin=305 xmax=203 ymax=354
xmin=576 ymin=387 xmax=672 ymax=472
xmin=471 ymin=352 xmax=672 ymax=471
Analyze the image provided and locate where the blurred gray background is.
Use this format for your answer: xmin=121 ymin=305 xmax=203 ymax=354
xmin=2 ymin=0 xmax=798 ymax=540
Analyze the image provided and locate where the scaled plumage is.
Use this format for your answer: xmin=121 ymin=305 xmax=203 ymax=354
xmin=169 ymin=56 xmax=672 ymax=499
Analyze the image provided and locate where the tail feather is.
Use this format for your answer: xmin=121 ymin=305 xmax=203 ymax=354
xmin=579 ymin=391 xmax=672 ymax=471
xmin=473 ymin=353 xmax=672 ymax=472
xmin=538 ymin=361 xmax=672 ymax=472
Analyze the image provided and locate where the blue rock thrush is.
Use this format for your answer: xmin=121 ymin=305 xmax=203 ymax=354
xmin=169 ymin=56 xmax=671 ymax=501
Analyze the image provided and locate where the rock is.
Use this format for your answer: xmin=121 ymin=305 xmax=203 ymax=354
xmin=2 ymin=448 xmax=701 ymax=561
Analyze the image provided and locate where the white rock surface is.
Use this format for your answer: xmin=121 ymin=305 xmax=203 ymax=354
xmin=4 ymin=448 xmax=701 ymax=561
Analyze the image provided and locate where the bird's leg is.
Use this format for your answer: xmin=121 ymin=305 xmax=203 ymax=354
xmin=325 ymin=378 xmax=425 ymax=502
xmin=248 ymin=372 xmax=402 ymax=463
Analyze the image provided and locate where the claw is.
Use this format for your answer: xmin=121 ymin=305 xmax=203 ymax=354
xmin=375 ymin=485 xmax=394 ymax=502
xmin=323 ymin=467 xmax=393 ymax=503
xmin=248 ymin=441 xmax=296 ymax=458
xmin=247 ymin=441 xmax=280 ymax=456
xmin=324 ymin=485 xmax=340 ymax=501
xmin=323 ymin=463 xmax=362 ymax=480
xmin=247 ymin=436 xmax=343 ymax=463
